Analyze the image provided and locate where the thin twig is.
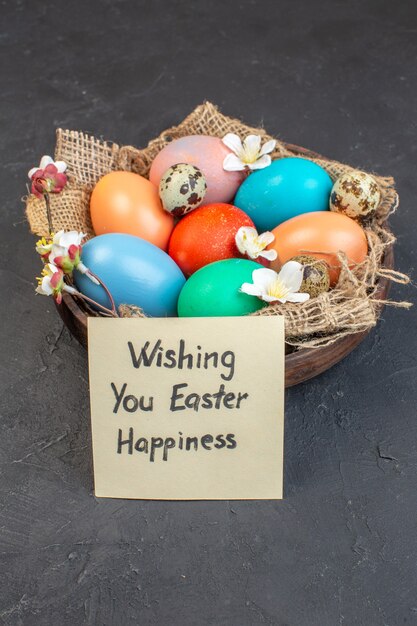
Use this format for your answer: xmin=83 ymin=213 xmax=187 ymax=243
xmin=69 ymin=290 xmax=118 ymax=317
xmin=86 ymin=270 xmax=118 ymax=315
xmin=44 ymin=193 xmax=53 ymax=233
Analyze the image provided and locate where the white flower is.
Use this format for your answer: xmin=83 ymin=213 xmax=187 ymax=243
xmin=48 ymin=231 xmax=85 ymax=268
xmin=35 ymin=263 xmax=77 ymax=303
xmin=35 ymin=237 xmax=53 ymax=258
xmin=240 ymin=261 xmax=310 ymax=304
xmin=52 ymin=230 xmax=84 ymax=248
xmin=222 ymin=134 xmax=276 ymax=171
xmin=34 ymin=230 xmax=99 ymax=285
xmin=235 ymin=227 xmax=278 ymax=261
xmin=35 ymin=263 xmax=60 ymax=296
xmin=28 ymin=155 xmax=67 ymax=179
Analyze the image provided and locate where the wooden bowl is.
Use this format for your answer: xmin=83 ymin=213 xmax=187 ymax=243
xmin=53 ymin=141 xmax=395 ymax=387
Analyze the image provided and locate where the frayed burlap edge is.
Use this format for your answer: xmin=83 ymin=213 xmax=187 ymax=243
xmin=25 ymin=101 xmax=411 ymax=348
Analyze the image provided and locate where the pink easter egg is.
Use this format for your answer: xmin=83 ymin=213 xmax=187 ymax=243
xmin=149 ymin=135 xmax=245 ymax=205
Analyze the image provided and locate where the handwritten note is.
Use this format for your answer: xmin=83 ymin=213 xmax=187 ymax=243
xmin=88 ymin=316 xmax=285 ymax=500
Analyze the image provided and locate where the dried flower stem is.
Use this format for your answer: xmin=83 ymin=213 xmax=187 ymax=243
xmin=63 ymin=270 xmax=118 ymax=317
xmin=44 ymin=193 xmax=53 ymax=233
xmin=87 ymin=270 xmax=118 ymax=316
xmin=71 ymin=290 xmax=118 ymax=317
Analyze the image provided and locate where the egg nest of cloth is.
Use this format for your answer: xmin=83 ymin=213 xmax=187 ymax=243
xmin=26 ymin=102 xmax=409 ymax=361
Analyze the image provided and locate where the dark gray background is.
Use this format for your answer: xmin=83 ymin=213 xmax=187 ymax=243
xmin=1 ymin=1 xmax=416 ymax=624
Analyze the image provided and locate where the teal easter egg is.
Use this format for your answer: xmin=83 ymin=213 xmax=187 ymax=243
xmin=74 ymin=233 xmax=185 ymax=317
xmin=234 ymin=157 xmax=333 ymax=231
xmin=177 ymin=258 xmax=267 ymax=317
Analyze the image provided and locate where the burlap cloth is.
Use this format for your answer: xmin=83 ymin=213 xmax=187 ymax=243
xmin=25 ymin=102 xmax=410 ymax=348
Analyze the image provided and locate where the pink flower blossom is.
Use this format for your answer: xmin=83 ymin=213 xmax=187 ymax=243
xmin=28 ymin=156 xmax=67 ymax=199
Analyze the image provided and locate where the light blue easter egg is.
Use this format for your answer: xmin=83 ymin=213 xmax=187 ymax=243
xmin=74 ymin=233 xmax=185 ymax=317
xmin=234 ymin=157 xmax=333 ymax=231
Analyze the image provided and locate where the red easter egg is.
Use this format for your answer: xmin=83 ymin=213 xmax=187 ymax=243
xmin=168 ymin=203 xmax=254 ymax=276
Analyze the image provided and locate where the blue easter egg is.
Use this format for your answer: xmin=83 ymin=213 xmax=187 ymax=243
xmin=74 ymin=233 xmax=185 ymax=317
xmin=234 ymin=157 xmax=333 ymax=231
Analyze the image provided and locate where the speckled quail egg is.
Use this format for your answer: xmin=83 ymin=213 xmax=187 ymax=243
xmin=158 ymin=163 xmax=207 ymax=217
xmin=290 ymin=254 xmax=330 ymax=298
xmin=329 ymin=171 xmax=380 ymax=221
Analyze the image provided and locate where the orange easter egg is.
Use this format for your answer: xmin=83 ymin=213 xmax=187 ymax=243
xmin=90 ymin=171 xmax=174 ymax=250
xmin=268 ymin=211 xmax=368 ymax=286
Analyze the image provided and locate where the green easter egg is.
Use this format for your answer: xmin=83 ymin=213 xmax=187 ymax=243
xmin=177 ymin=259 xmax=267 ymax=317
